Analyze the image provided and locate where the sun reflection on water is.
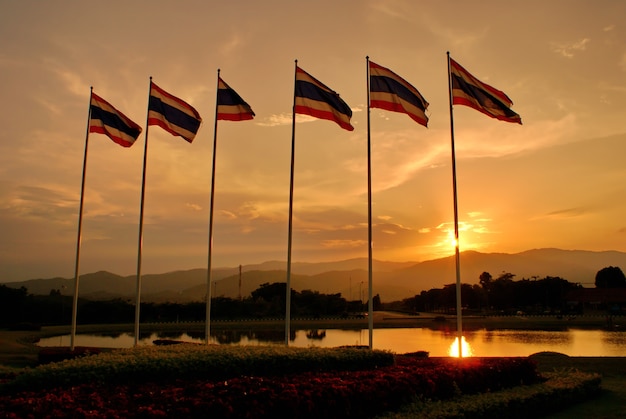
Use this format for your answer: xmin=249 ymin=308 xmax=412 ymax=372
xmin=448 ymin=336 xmax=473 ymax=357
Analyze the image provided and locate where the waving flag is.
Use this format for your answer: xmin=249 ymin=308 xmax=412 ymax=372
xmin=449 ymin=58 xmax=521 ymax=124
xmin=148 ymin=82 xmax=203 ymax=142
xmin=295 ymin=66 xmax=353 ymax=131
xmin=89 ymin=93 xmax=142 ymax=147
xmin=369 ymin=61 xmax=429 ymax=127
xmin=217 ymin=78 xmax=255 ymax=121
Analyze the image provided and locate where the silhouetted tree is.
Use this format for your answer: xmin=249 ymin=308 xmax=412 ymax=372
xmin=0 ymin=285 xmax=30 ymax=326
xmin=479 ymin=272 xmax=492 ymax=288
xmin=489 ymin=273 xmax=516 ymax=311
xmin=251 ymin=282 xmax=287 ymax=302
xmin=595 ymin=266 xmax=626 ymax=288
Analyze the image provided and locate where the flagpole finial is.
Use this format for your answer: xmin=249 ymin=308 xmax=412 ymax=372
xmin=217 ymin=68 xmax=220 ymax=76
xmin=295 ymin=59 xmax=298 ymax=65
xmin=366 ymin=55 xmax=369 ymax=60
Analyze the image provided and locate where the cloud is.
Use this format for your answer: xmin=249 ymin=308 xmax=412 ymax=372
xmin=2 ymin=185 xmax=77 ymax=224
xmin=321 ymin=239 xmax=366 ymax=249
xmin=551 ymin=38 xmax=590 ymax=58
xmin=185 ymin=203 xmax=202 ymax=211
xmin=368 ymin=1 xmax=487 ymax=49
xmin=535 ymin=207 xmax=589 ymax=220
xmin=219 ymin=34 xmax=244 ymax=56
xmin=257 ymin=113 xmax=318 ymax=127
xmin=219 ymin=210 xmax=238 ymax=220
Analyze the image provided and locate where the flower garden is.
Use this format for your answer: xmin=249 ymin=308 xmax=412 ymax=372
xmin=0 ymin=345 xmax=601 ymax=418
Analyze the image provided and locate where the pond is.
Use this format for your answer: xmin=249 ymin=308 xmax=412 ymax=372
xmin=37 ymin=327 xmax=626 ymax=357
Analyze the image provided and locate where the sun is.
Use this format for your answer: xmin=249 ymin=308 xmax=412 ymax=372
xmin=448 ymin=230 xmax=458 ymax=249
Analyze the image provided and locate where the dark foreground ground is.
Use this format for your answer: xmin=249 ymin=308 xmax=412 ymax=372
xmin=530 ymin=353 xmax=626 ymax=418
xmin=1 ymin=313 xmax=625 ymax=418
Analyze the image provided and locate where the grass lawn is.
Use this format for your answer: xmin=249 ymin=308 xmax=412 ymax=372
xmin=531 ymin=353 xmax=626 ymax=419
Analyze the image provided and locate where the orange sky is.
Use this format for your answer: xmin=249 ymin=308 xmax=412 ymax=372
xmin=2 ymin=0 xmax=626 ymax=281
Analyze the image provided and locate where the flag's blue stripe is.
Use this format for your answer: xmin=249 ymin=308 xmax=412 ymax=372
xmin=90 ymin=105 xmax=142 ymax=139
xmin=457 ymin=73 xmax=520 ymax=120
xmin=295 ymin=80 xmax=352 ymax=118
xmin=452 ymin=74 xmax=513 ymax=112
xmin=370 ymin=75 xmax=427 ymax=112
xmin=149 ymin=95 xmax=201 ymax=134
xmin=217 ymin=88 xmax=248 ymax=107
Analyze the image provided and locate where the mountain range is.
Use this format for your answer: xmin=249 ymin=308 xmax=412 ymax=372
xmin=3 ymin=248 xmax=625 ymax=303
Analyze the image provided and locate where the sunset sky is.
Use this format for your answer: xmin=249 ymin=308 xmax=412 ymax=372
xmin=2 ymin=0 xmax=626 ymax=282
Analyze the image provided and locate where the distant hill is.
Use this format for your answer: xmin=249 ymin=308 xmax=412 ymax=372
xmin=3 ymin=249 xmax=625 ymax=302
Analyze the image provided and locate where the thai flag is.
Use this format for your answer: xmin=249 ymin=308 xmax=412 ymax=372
xmin=89 ymin=93 xmax=142 ymax=147
xmin=148 ymin=82 xmax=203 ymax=142
xmin=449 ymin=58 xmax=521 ymax=124
xmin=294 ymin=66 xmax=353 ymax=131
xmin=217 ymin=77 xmax=255 ymax=121
xmin=369 ymin=61 xmax=429 ymax=127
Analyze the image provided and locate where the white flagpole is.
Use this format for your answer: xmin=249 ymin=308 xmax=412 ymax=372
xmin=365 ymin=56 xmax=374 ymax=349
xmin=205 ymin=69 xmax=221 ymax=345
xmin=285 ymin=60 xmax=298 ymax=346
xmin=70 ymin=87 xmax=93 ymax=351
xmin=134 ymin=77 xmax=152 ymax=347
xmin=447 ymin=52 xmax=464 ymax=357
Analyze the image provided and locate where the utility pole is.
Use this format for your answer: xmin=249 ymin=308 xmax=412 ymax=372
xmin=238 ymin=264 xmax=242 ymax=301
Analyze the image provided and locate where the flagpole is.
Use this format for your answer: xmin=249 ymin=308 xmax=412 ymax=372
xmin=447 ymin=52 xmax=463 ymax=357
xmin=365 ymin=56 xmax=374 ymax=350
xmin=70 ymin=87 xmax=93 ymax=351
xmin=205 ymin=69 xmax=221 ymax=345
xmin=285 ymin=59 xmax=298 ymax=346
xmin=134 ymin=77 xmax=152 ymax=347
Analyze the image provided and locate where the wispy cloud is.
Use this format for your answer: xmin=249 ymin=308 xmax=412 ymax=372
xmin=321 ymin=239 xmax=366 ymax=249
xmin=551 ymin=38 xmax=590 ymax=58
xmin=533 ymin=207 xmax=589 ymax=220
xmin=185 ymin=203 xmax=202 ymax=211
xmin=219 ymin=33 xmax=245 ymax=56
xmin=620 ymin=53 xmax=626 ymax=72
xmin=257 ymin=113 xmax=317 ymax=127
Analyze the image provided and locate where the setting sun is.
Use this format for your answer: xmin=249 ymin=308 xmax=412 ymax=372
xmin=448 ymin=336 xmax=473 ymax=358
xmin=448 ymin=231 xmax=458 ymax=249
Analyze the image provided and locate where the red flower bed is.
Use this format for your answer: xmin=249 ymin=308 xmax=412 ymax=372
xmin=0 ymin=357 xmax=541 ymax=419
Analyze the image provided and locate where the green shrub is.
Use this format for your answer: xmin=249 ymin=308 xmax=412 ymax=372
xmin=379 ymin=370 xmax=601 ymax=419
xmin=2 ymin=344 xmax=394 ymax=393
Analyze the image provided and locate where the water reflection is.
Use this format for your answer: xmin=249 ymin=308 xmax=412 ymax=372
xmin=37 ymin=328 xmax=626 ymax=357
xmin=484 ymin=330 xmax=572 ymax=345
xmin=448 ymin=336 xmax=473 ymax=358
xmin=603 ymin=331 xmax=626 ymax=346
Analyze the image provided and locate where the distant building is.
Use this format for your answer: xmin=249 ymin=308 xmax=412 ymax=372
xmin=565 ymin=288 xmax=626 ymax=314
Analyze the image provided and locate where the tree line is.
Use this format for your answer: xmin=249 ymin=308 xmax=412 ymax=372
xmin=395 ymin=266 xmax=626 ymax=315
xmin=0 ymin=282 xmax=378 ymax=328
xmin=2 ymin=266 xmax=624 ymax=328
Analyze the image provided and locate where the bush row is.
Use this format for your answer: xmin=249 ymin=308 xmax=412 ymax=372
xmin=380 ymin=370 xmax=602 ymax=418
xmin=0 ymin=349 xmax=546 ymax=418
xmin=3 ymin=345 xmax=394 ymax=393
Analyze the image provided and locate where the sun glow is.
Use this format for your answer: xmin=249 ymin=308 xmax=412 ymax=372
xmin=448 ymin=231 xmax=458 ymax=249
xmin=448 ymin=336 xmax=473 ymax=357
